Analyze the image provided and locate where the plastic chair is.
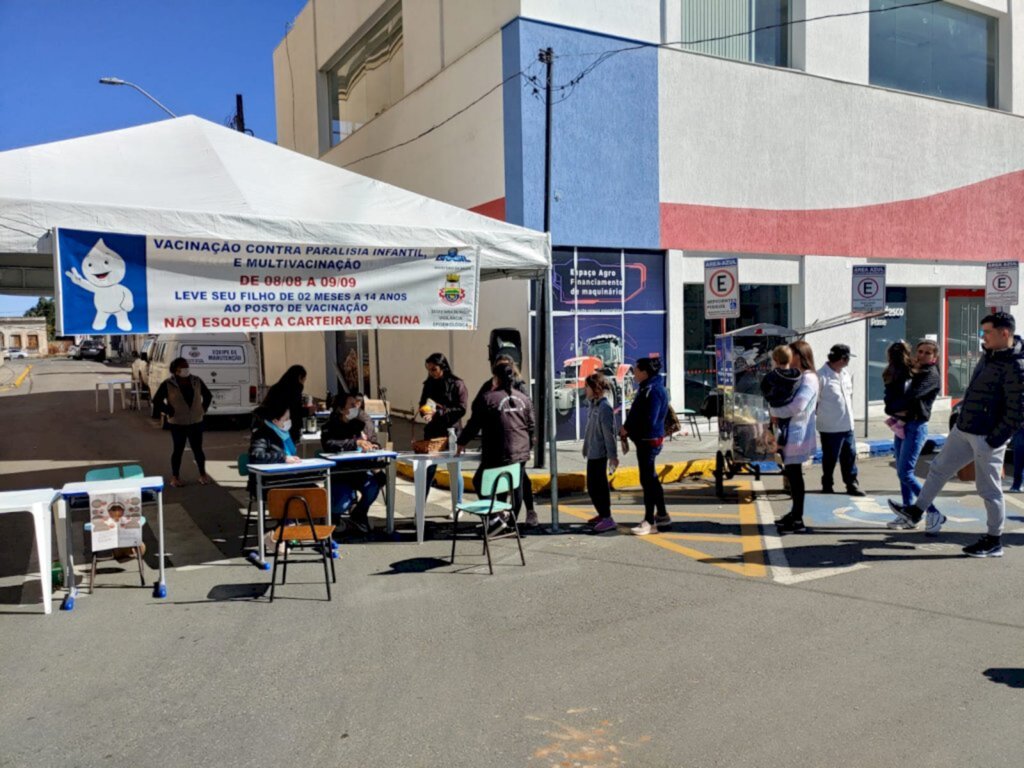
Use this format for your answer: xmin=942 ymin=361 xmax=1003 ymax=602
xmin=83 ymin=464 xmax=147 ymax=591
xmin=679 ymin=408 xmax=702 ymax=441
xmin=450 ymin=463 xmax=525 ymax=574
xmin=237 ymin=453 xmax=261 ymax=553
xmin=266 ymin=487 xmax=335 ymax=602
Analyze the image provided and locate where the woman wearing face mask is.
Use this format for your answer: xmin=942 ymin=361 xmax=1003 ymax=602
xmin=261 ymin=364 xmax=307 ymax=443
xmin=152 ymin=357 xmax=214 ymax=487
xmin=321 ymin=391 xmax=383 ymax=533
xmin=247 ymin=397 xmax=303 ymax=496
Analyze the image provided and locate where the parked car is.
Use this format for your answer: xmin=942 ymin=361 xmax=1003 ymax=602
xmin=6 ymin=347 xmax=27 ymax=360
xmin=146 ymin=333 xmax=260 ymax=417
xmin=131 ymin=338 xmax=156 ymax=393
xmin=66 ymin=345 xmax=80 ymax=359
xmin=77 ymin=339 xmax=106 ymax=362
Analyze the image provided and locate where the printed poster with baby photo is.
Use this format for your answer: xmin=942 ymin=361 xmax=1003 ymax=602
xmin=55 ymin=229 xmax=149 ymax=335
xmin=89 ymin=492 xmax=144 ymax=552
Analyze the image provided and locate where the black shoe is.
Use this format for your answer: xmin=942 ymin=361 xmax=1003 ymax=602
xmin=775 ymin=515 xmax=806 ymax=534
xmin=887 ymin=499 xmax=923 ymax=527
xmin=820 ymin=486 xmax=834 ymax=495
xmin=487 ymin=514 xmax=509 ymax=536
xmin=346 ymin=517 xmax=370 ymax=535
xmin=963 ymin=535 xmax=1003 ymax=558
xmin=846 ymin=486 xmax=867 ymax=498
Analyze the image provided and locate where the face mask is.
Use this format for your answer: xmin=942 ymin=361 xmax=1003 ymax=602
xmin=346 ymin=407 xmax=360 ymax=420
xmin=176 ymin=369 xmax=190 ymax=378
xmin=279 ymin=418 xmax=292 ymax=432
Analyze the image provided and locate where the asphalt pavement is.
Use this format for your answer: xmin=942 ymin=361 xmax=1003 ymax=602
xmin=1 ymin=358 xmax=1022 ymax=768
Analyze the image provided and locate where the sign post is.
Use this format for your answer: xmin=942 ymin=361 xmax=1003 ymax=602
xmin=985 ymin=261 xmax=1019 ymax=312
xmin=704 ymin=258 xmax=739 ymax=321
xmin=852 ymin=265 xmax=886 ymax=438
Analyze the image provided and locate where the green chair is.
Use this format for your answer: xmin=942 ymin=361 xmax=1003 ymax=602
xmin=85 ymin=465 xmax=144 ymax=481
xmin=237 ymin=453 xmax=262 ymax=554
xmin=679 ymin=408 xmax=702 ymax=441
xmin=450 ymin=463 xmax=525 ymax=574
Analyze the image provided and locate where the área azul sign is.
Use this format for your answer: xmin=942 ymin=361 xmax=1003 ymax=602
xmin=54 ymin=228 xmax=480 ymax=336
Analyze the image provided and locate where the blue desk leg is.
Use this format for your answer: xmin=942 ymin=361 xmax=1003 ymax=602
xmin=152 ymin=490 xmax=168 ymax=598
xmin=59 ymin=499 xmax=77 ymax=611
xmin=247 ymin=473 xmax=271 ymax=570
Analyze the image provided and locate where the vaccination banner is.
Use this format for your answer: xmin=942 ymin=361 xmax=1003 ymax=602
xmin=53 ymin=228 xmax=480 ymax=336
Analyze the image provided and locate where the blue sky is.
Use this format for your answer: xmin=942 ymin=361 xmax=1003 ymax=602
xmin=0 ymin=0 xmax=309 ymax=316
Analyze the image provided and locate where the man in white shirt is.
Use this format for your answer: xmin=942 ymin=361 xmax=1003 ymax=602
xmin=817 ymin=344 xmax=864 ymax=497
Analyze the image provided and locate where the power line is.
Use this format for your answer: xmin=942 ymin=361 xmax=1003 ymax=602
xmin=341 ymin=0 xmax=943 ymax=167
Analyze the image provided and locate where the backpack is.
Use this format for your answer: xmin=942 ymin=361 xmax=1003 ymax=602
xmin=664 ymin=404 xmax=681 ymax=437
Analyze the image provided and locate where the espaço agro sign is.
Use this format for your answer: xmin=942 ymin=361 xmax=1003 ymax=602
xmin=53 ymin=228 xmax=480 ymax=335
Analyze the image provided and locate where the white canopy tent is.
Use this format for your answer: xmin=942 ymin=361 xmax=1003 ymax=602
xmin=0 ymin=116 xmax=562 ymax=523
xmin=0 ymin=115 xmax=548 ymax=289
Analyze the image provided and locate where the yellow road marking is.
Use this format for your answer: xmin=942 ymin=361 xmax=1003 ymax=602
xmin=556 ymin=482 xmax=766 ymax=578
xmin=0 ymin=364 xmax=31 ymax=392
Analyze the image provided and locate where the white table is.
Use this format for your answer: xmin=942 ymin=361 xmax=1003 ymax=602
xmin=246 ymin=458 xmax=335 ymax=570
xmin=320 ymin=450 xmax=398 ymax=532
xmin=396 ymin=452 xmax=480 ymax=544
xmin=59 ymin=476 xmax=166 ymax=609
xmin=0 ymin=488 xmax=57 ymax=614
xmin=95 ymin=378 xmax=132 ymax=414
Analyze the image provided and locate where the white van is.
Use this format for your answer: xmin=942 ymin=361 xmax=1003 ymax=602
xmin=146 ymin=333 xmax=260 ymax=417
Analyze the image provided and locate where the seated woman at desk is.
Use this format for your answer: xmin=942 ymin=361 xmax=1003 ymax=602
xmin=321 ymin=391 xmax=383 ymax=534
xmin=248 ymin=397 xmax=302 ymax=481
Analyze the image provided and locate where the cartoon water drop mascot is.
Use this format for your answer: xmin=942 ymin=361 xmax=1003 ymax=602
xmin=65 ymin=239 xmax=135 ymax=331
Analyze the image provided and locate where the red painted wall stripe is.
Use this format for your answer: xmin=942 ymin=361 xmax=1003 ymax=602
xmin=469 ymin=197 xmax=506 ymax=221
xmin=661 ymin=170 xmax=1024 ymax=261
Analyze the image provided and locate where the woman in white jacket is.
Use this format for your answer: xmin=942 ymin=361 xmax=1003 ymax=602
xmin=769 ymin=340 xmax=819 ymax=533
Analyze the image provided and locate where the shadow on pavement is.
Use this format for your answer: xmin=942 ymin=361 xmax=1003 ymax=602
xmin=983 ymin=668 xmax=1024 ymax=688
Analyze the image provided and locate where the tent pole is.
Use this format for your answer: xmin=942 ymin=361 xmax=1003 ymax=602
xmin=546 ymin=263 xmax=559 ymax=530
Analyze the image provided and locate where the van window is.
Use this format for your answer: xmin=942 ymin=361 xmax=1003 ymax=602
xmin=180 ymin=344 xmax=247 ymax=365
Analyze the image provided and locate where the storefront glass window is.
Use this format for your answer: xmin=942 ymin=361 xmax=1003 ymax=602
xmin=327 ymin=3 xmax=404 ymax=146
xmin=683 ymin=283 xmax=790 ymax=411
xmin=870 ymin=0 xmax=997 ymax=108
xmin=547 ymin=249 xmax=667 ymax=440
xmin=681 ymin=0 xmax=789 ymax=67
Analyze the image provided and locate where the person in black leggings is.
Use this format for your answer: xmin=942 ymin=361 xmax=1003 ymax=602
xmin=769 ymin=340 xmax=819 ymax=533
xmin=621 ymin=357 xmax=670 ymax=536
xmin=151 ymin=357 xmax=213 ymax=487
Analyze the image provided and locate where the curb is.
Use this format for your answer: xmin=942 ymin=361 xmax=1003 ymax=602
xmin=811 ymin=434 xmax=948 ymax=464
xmin=394 ymin=457 xmax=718 ymax=495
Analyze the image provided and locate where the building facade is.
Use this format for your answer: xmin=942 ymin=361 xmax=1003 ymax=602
xmin=0 ymin=316 xmax=48 ymax=356
xmin=274 ymin=0 xmax=1024 ymax=435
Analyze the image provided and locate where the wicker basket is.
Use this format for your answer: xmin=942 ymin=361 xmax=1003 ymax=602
xmin=411 ymin=437 xmax=450 ymax=454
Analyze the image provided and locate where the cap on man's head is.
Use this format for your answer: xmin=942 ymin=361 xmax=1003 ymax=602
xmin=828 ymin=344 xmax=855 ymax=361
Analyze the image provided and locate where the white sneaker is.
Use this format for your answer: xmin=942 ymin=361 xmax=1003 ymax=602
xmin=886 ymin=515 xmax=914 ymax=530
xmin=631 ymin=520 xmax=655 ymax=536
xmin=924 ymin=510 xmax=947 ymax=536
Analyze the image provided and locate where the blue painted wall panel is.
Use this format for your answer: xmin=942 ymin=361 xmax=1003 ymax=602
xmin=502 ymin=19 xmax=660 ymax=249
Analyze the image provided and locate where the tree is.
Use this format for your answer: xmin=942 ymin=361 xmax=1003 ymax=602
xmin=24 ymin=297 xmax=55 ymax=341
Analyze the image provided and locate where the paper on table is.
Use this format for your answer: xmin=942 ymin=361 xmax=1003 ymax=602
xmin=88 ymin=490 xmax=144 ymax=551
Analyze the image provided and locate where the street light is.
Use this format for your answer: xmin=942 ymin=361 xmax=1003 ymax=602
xmin=98 ymin=77 xmax=177 ymax=118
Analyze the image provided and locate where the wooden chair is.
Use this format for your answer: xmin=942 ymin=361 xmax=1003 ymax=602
xmin=84 ymin=465 xmax=146 ymax=591
xmin=450 ymin=463 xmax=525 ymax=574
xmin=266 ymin=487 xmax=335 ymax=602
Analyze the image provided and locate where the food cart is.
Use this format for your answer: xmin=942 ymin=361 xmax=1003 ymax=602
xmin=712 ymin=323 xmax=794 ymax=498
xmin=711 ymin=312 xmax=888 ymax=498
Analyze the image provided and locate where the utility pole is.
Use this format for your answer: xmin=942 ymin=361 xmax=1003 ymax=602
xmin=533 ymin=47 xmax=554 ymax=469
xmin=233 ymin=94 xmax=247 ymax=134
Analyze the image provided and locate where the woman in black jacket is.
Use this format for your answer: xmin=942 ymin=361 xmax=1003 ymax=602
xmin=884 ymin=340 xmax=942 ymax=531
xmin=418 ymin=353 xmax=469 ymax=501
xmin=457 ymin=362 xmax=535 ymax=534
xmin=260 ymin=365 xmax=307 ymax=443
xmin=247 ymin=399 xmax=302 ymax=493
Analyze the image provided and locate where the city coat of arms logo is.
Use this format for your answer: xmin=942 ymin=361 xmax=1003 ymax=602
xmin=439 ymin=272 xmax=466 ymax=305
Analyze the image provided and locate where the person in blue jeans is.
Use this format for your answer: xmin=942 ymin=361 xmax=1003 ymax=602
xmin=883 ymin=340 xmax=943 ymax=533
xmin=321 ymin=391 xmax=383 ymax=534
xmin=620 ymin=356 xmax=670 ymax=536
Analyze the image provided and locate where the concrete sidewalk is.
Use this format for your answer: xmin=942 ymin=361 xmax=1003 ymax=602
xmin=389 ymin=407 xmax=954 ymax=494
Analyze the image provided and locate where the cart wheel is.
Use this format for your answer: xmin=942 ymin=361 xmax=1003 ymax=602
xmin=714 ymin=451 xmax=725 ymax=498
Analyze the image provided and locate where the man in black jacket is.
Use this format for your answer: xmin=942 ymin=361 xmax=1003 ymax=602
xmin=890 ymin=313 xmax=1024 ymax=557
